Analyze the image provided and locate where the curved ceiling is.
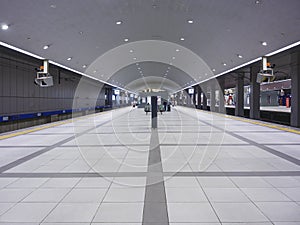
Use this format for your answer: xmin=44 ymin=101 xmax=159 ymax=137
xmin=109 ymin=61 xmax=192 ymax=92
xmin=0 ymin=0 xmax=299 ymax=93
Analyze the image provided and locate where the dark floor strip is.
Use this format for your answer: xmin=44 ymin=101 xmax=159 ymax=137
xmin=1 ymin=171 xmax=299 ymax=178
xmin=142 ymin=129 xmax=169 ymax=225
xmin=0 ymin=118 xmax=116 ymax=173
xmin=178 ymin=109 xmax=300 ymax=166
xmin=166 ymin=171 xmax=300 ymax=177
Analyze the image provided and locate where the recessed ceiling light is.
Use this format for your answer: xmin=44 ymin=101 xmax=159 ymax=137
xmin=136 ymin=63 xmax=139 ymax=66
xmin=133 ymin=57 xmax=137 ymax=60
xmin=180 ymin=37 xmax=185 ymax=41
xmin=124 ymin=38 xmax=129 ymax=42
xmin=129 ymin=49 xmax=134 ymax=53
xmin=50 ymin=4 xmax=56 ymax=8
xmin=79 ymin=31 xmax=83 ymax=35
xmin=138 ymin=67 xmax=141 ymax=70
xmin=205 ymin=73 xmax=208 ymax=76
xmin=43 ymin=45 xmax=49 ymax=50
xmin=187 ymin=20 xmax=194 ymax=24
xmin=212 ymin=69 xmax=216 ymax=72
xmin=116 ymin=21 xmax=122 ymax=25
xmin=223 ymin=63 xmax=227 ymax=66
xmin=139 ymin=71 xmax=142 ymax=73
xmin=93 ymin=70 xmax=97 ymax=73
xmin=82 ymin=65 xmax=87 ymax=68
xmin=261 ymin=41 xmax=267 ymax=46
xmin=168 ymin=67 xmax=171 ymax=69
xmin=1 ymin=24 xmax=9 ymax=30
xmin=101 ymin=74 xmax=104 ymax=77
xmin=170 ymin=62 xmax=173 ymax=65
xmin=255 ymin=0 xmax=261 ymax=4
xmin=67 ymin=57 xmax=72 ymax=61
xmin=172 ymin=56 xmax=175 ymax=59
xmin=176 ymin=49 xmax=180 ymax=52
xmin=237 ymin=54 xmax=243 ymax=58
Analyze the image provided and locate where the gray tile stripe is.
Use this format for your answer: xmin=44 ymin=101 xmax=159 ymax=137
xmin=160 ymin=143 xmax=251 ymax=146
xmin=179 ymin=109 xmax=300 ymax=166
xmin=0 ymin=115 xmax=127 ymax=173
xmin=167 ymin=171 xmax=300 ymax=177
xmin=26 ymin=132 xmax=152 ymax=135
xmin=143 ymin=129 xmax=169 ymax=225
xmin=0 ymin=171 xmax=299 ymax=178
xmin=228 ymin=132 xmax=300 ymax=165
xmin=0 ymin=136 xmax=75 ymax=173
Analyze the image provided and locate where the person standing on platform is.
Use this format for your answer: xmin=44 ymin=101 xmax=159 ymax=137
xmin=144 ymin=103 xmax=151 ymax=115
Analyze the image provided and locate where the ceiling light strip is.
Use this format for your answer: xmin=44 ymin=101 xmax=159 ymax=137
xmin=174 ymin=40 xmax=300 ymax=93
xmin=0 ymin=40 xmax=135 ymax=94
xmin=0 ymin=41 xmax=44 ymax=59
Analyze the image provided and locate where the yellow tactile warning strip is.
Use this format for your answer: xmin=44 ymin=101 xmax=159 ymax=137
xmin=0 ymin=110 xmax=112 ymax=141
xmin=200 ymin=109 xmax=300 ymax=135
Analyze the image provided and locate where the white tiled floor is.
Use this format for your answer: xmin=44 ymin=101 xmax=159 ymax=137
xmin=0 ymin=106 xmax=299 ymax=224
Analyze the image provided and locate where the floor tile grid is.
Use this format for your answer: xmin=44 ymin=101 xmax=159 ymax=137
xmin=179 ymin=107 xmax=300 ymax=169
xmin=0 ymin=108 xmax=142 ymax=223
xmin=90 ymin=112 xmax=148 ymax=223
xmin=260 ymin=176 xmax=300 ymax=207
xmin=225 ymin=176 xmax=278 ymax=223
xmin=0 ymin=177 xmax=51 ymax=219
xmin=159 ymin=112 xmax=223 ymax=223
xmin=191 ymin=110 xmax=300 ymax=223
xmin=37 ymin=128 xmax=131 ymax=224
xmin=160 ymin=108 xmax=300 ymax=223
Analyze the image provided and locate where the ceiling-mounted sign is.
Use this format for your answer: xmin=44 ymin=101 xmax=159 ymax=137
xmin=188 ymin=88 xmax=194 ymax=94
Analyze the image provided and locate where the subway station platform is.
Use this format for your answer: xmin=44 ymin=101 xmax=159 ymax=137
xmin=0 ymin=106 xmax=299 ymax=224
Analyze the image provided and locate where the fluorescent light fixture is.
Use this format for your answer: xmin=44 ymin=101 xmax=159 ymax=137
xmin=43 ymin=45 xmax=49 ymax=50
xmin=187 ymin=20 xmax=194 ymax=24
xmin=180 ymin=37 xmax=185 ymax=41
xmin=223 ymin=63 xmax=227 ymax=66
xmin=116 ymin=21 xmax=122 ymax=25
xmin=124 ymin=38 xmax=129 ymax=42
xmin=265 ymin=40 xmax=300 ymax=57
xmin=261 ymin=41 xmax=267 ymax=46
xmin=1 ymin=24 xmax=9 ymax=30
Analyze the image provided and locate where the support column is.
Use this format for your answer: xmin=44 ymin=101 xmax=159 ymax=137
xmin=202 ymin=93 xmax=208 ymax=110
xmin=201 ymin=84 xmax=208 ymax=110
xmin=151 ymin=96 xmax=158 ymax=129
xmin=291 ymin=51 xmax=300 ymax=127
xmin=193 ymin=87 xmax=197 ymax=106
xmin=235 ymin=74 xmax=244 ymax=117
xmin=197 ymin=86 xmax=202 ymax=109
xmin=210 ymin=86 xmax=216 ymax=112
xmin=218 ymin=80 xmax=225 ymax=114
xmin=250 ymin=66 xmax=260 ymax=119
